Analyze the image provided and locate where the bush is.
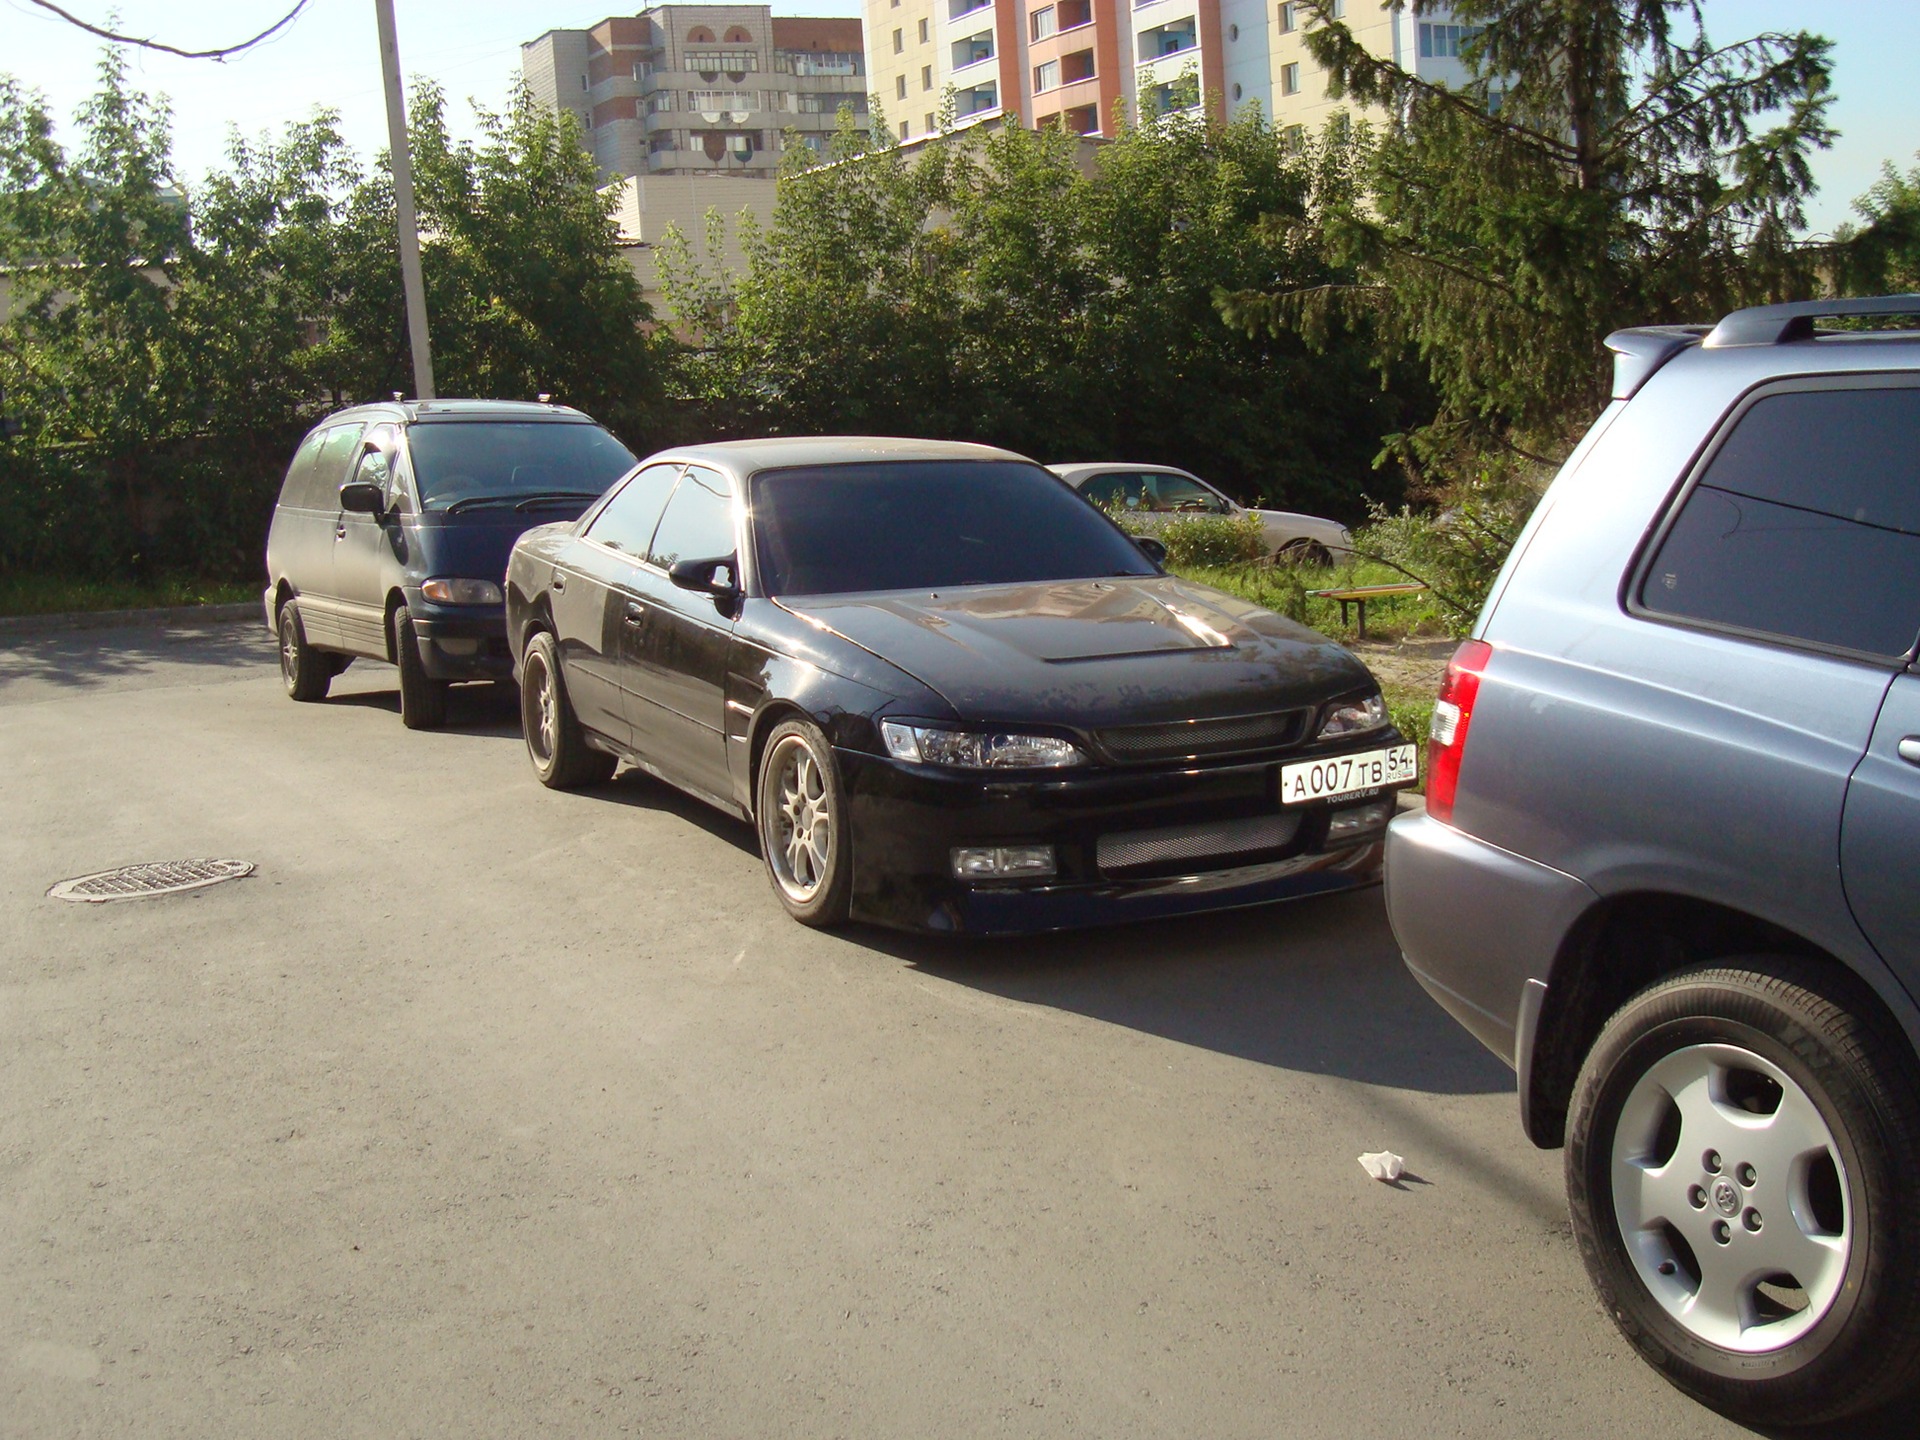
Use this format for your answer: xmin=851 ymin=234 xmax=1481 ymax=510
xmin=1112 ymin=510 xmax=1266 ymax=567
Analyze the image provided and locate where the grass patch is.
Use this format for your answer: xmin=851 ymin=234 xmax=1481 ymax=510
xmin=0 ymin=574 xmax=259 ymax=618
xmin=1170 ymin=555 xmax=1453 ymax=643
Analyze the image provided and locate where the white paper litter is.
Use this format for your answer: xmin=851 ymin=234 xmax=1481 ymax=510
xmin=1358 ymin=1150 xmax=1406 ymax=1182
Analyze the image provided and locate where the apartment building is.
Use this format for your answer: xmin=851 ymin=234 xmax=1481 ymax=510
xmin=523 ymin=6 xmax=868 ymax=182
xmin=859 ymin=0 xmax=1477 ymax=142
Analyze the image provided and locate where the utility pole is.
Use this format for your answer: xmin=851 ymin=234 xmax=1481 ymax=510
xmin=374 ymin=0 xmax=435 ymax=400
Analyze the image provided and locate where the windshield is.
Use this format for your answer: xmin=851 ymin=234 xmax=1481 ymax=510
xmin=407 ymin=421 xmax=637 ymax=510
xmin=751 ymin=460 xmax=1160 ymax=597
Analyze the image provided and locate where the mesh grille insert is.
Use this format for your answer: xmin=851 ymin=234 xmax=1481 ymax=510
xmin=48 ymin=859 xmax=255 ymax=903
xmin=1095 ymin=710 xmax=1307 ymax=762
xmin=1097 ymin=813 xmax=1301 ymax=875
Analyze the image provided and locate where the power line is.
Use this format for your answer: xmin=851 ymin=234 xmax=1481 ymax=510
xmin=23 ymin=0 xmax=312 ymax=62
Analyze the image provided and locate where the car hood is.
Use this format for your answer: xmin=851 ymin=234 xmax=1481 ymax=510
xmin=778 ymin=575 xmax=1373 ymax=725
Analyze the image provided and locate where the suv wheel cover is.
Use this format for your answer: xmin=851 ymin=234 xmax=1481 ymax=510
xmin=1611 ymin=1041 xmax=1850 ymax=1352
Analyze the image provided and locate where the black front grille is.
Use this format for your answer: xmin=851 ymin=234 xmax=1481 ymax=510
xmin=1096 ymin=813 xmax=1303 ymax=877
xmin=1094 ymin=709 xmax=1308 ymax=763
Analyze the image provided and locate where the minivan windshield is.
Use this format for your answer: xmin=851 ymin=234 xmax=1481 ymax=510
xmin=408 ymin=421 xmax=637 ymax=511
xmin=751 ymin=460 xmax=1160 ymax=596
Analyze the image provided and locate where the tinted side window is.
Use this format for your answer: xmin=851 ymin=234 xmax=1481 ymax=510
xmin=648 ymin=466 xmax=737 ymax=568
xmin=279 ymin=430 xmax=326 ymax=509
xmin=1641 ymin=385 xmax=1920 ymax=660
xmin=311 ymin=424 xmax=368 ymax=509
xmin=1079 ymin=474 xmax=1126 ymax=509
xmin=586 ymin=463 xmax=682 ymax=555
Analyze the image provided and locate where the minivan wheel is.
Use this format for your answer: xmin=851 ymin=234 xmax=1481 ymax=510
xmin=755 ymin=719 xmax=851 ymax=927
xmin=1276 ymin=538 xmax=1333 ymax=568
xmin=278 ymin=601 xmax=331 ymax=702
xmin=1566 ymin=961 xmax=1920 ymax=1426
xmin=393 ymin=610 xmax=448 ymax=730
xmin=519 ymin=632 xmax=614 ymax=789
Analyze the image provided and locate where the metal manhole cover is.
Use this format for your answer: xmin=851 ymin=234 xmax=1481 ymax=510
xmin=47 ymin=858 xmax=255 ymax=903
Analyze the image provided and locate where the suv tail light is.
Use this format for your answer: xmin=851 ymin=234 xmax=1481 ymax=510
xmin=1427 ymin=640 xmax=1493 ymax=825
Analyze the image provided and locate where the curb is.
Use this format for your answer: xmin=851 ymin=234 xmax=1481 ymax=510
xmin=0 ymin=601 xmax=262 ymax=638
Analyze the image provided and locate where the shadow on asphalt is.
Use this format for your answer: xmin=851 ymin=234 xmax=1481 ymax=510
xmin=323 ymin=677 xmax=524 ymax=738
xmin=0 ymin=618 xmax=277 ymax=693
xmin=857 ymin=892 xmax=1518 ymax=1097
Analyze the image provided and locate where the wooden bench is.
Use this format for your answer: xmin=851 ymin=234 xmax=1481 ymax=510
xmin=1306 ymin=582 xmax=1428 ymax=639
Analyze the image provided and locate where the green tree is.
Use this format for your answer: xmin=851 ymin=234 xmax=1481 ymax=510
xmin=1838 ymin=151 xmax=1920 ymax=294
xmin=661 ymin=103 xmax=1417 ymax=519
xmin=1221 ymin=0 xmax=1836 ymax=461
xmin=323 ymin=81 xmax=666 ymax=441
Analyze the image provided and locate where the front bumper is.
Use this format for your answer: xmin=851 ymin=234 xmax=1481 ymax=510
xmin=407 ymin=606 xmax=512 ymax=681
xmin=839 ymin=744 xmax=1408 ymax=936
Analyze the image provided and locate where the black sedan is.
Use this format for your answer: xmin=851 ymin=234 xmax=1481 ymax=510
xmin=504 ymin=438 xmax=1416 ymax=934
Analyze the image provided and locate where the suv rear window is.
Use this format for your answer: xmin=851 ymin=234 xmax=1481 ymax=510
xmin=1639 ymin=385 xmax=1920 ymax=660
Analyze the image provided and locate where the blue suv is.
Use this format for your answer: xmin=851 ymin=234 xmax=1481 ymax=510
xmin=1386 ymin=296 xmax=1920 ymax=1426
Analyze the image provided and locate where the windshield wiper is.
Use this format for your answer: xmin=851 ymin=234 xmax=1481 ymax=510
xmin=439 ymin=491 xmax=603 ymax=514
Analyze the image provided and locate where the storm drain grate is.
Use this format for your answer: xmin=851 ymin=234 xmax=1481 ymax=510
xmin=47 ymin=858 xmax=255 ymax=903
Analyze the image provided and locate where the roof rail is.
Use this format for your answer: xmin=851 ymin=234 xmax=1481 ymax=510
xmin=1604 ymin=325 xmax=1709 ymax=399
xmin=1703 ymin=294 xmax=1920 ymax=348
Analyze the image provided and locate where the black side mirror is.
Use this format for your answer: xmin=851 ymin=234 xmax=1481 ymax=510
xmin=339 ymin=480 xmax=384 ymax=515
xmin=668 ymin=555 xmax=740 ymax=600
xmin=1135 ymin=537 xmax=1168 ymax=565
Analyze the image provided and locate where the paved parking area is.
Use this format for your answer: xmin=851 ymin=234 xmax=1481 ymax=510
xmin=0 ymin=620 xmax=1780 ymax=1437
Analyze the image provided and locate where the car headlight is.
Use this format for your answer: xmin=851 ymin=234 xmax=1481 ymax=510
xmin=880 ymin=720 xmax=1086 ymax=769
xmin=1316 ymin=692 xmax=1388 ymax=740
xmin=421 ymin=578 xmax=504 ymax=605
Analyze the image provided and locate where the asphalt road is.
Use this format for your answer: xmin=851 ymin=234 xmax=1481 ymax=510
xmin=0 ymin=619 xmax=1792 ymax=1438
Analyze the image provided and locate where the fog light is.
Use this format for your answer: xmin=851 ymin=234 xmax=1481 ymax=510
xmin=1327 ymin=799 xmax=1394 ymax=843
xmin=951 ymin=845 xmax=1057 ymax=880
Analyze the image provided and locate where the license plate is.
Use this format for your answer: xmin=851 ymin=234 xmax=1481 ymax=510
xmin=1280 ymin=744 xmax=1418 ymax=805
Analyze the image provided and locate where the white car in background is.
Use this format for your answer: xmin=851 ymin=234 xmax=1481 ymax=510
xmin=1050 ymin=463 xmax=1352 ymax=565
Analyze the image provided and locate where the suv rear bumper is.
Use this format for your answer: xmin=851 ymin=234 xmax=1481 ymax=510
xmin=1384 ymin=812 xmax=1597 ymax=1085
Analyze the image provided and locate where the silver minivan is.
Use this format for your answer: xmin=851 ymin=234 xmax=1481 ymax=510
xmin=1386 ymin=296 xmax=1920 ymax=1427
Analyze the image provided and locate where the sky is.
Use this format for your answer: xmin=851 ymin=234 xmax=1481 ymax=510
xmin=0 ymin=0 xmax=1913 ymax=236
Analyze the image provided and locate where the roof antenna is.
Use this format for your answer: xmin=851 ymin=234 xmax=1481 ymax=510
xmin=537 ymin=392 xmax=554 ymax=404
xmin=392 ymin=391 xmax=405 ymax=402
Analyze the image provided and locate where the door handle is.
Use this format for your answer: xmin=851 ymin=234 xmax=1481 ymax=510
xmin=550 ymin=572 xmax=565 ymax=593
xmin=335 ymin=523 xmax=347 ymax=540
xmin=623 ymin=601 xmax=647 ymax=627
xmin=1898 ymin=736 xmax=1920 ymax=767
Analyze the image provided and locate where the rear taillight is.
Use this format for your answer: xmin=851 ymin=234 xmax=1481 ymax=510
xmin=1426 ymin=640 xmax=1493 ymax=825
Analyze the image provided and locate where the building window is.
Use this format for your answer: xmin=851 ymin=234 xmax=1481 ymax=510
xmin=1419 ymin=23 xmax=1484 ymax=59
xmin=1063 ymin=103 xmax=1097 ymax=135
xmin=901 ymin=119 xmax=910 ymax=139
xmin=1331 ymin=1 xmax=1345 ymax=15
xmin=1282 ymin=123 xmax=1305 ymax=150
xmin=918 ymin=18 xmax=929 ymax=43
xmin=686 ymin=50 xmax=757 ymax=73
xmin=1280 ymin=62 xmax=1300 ymax=95
xmin=926 ymin=111 xmax=936 ymax=132
xmin=893 ymin=28 xmax=904 ymax=54
xmin=1061 ymin=48 xmax=1094 ymax=82
xmin=784 ymin=51 xmax=860 ymax=77
xmin=896 ymin=74 xmax=907 ymax=99
xmin=1059 ymin=0 xmax=1090 ymax=29
xmin=1278 ymin=3 xmax=1294 ymax=33
xmin=1034 ymin=59 xmax=1059 ymax=92
xmin=922 ymin=65 xmax=933 ymax=90
xmin=689 ymin=90 xmax=758 ymax=112
xmin=1031 ymin=5 xmax=1056 ymax=41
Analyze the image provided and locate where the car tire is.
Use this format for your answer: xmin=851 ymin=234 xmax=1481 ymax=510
xmin=393 ymin=610 xmax=448 ymax=731
xmin=278 ymin=601 xmax=331 ymax=702
xmin=1276 ymin=538 xmax=1333 ymax=568
xmin=1565 ymin=960 xmax=1920 ymax=1427
xmin=519 ymin=631 xmax=614 ymax=789
xmin=755 ymin=718 xmax=851 ymax=927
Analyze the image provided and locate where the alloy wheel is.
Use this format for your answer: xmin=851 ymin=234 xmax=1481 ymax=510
xmin=1610 ymin=1041 xmax=1850 ymax=1352
xmin=765 ymin=734 xmax=832 ymax=903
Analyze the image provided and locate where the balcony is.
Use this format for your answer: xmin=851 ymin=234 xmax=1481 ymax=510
xmin=951 ymin=31 xmax=995 ymax=72
xmin=1137 ymin=19 xmax=1197 ymax=62
xmin=948 ymin=0 xmax=991 ymax=20
xmin=954 ymin=81 xmax=998 ymax=117
xmin=1060 ymin=47 xmax=1095 ymax=84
